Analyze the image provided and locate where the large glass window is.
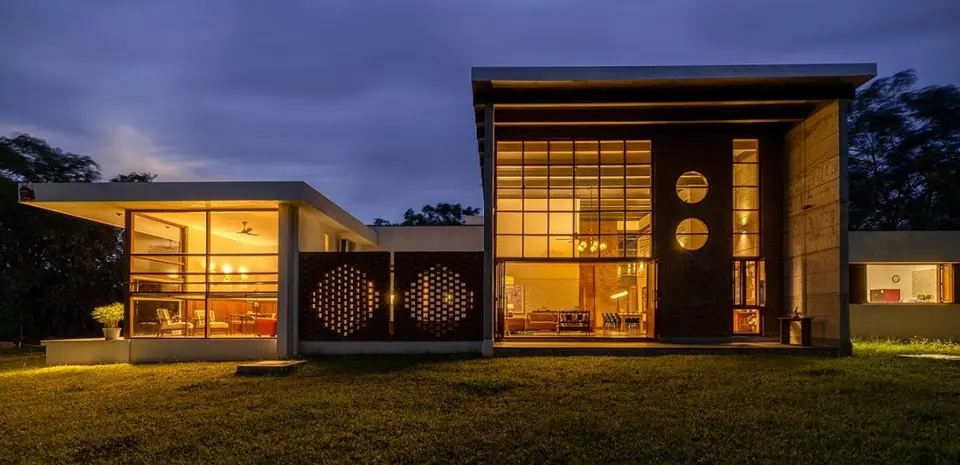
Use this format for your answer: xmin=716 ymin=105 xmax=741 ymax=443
xmin=733 ymin=139 xmax=759 ymax=257
xmin=129 ymin=210 xmax=278 ymax=338
xmin=495 ymin=140 xmax=652 ymax=258
xmin=865 ymin=264 xmax=952 ymax=304
xmin=500 ymin=260 xmax=655 ymax=337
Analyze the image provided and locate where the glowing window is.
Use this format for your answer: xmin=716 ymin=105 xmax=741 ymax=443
xmin=676 ymin=218 xmax=709 ymax=251
xmin=676 ymin=171 xmax=708 ymax=204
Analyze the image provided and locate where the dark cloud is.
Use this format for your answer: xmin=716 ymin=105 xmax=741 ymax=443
xmin=1 ymin=0 xmax=958 ymax=222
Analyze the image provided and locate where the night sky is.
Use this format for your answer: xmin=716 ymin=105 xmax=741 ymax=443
xmin=2 ymin=0 xmax=958 ymax=222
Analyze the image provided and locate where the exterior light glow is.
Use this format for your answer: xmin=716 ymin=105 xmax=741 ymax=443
xmin=222 ymin=264 xmax=233 ymax=274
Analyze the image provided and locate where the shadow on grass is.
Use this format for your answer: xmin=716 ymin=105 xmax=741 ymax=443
xmin=300 ymin=353 xmax=483 ymax=377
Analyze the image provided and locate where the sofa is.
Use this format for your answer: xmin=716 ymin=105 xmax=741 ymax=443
xmin=527 ymin=311 xmax=558 ymax=331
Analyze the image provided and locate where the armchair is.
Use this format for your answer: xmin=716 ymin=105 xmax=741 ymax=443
xmin=193 ymin=309 xmax=230 ymax=336
xmin=157 ymin=308 xmax=194 ymax=337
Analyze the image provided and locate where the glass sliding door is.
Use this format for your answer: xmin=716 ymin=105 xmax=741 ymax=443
xmin=499 ymin=259 xmax=654 ymax=337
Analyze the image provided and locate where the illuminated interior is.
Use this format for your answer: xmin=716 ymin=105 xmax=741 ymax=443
xmin=676 ymin=218 xmax=709 ymax=251
xmin=864 ymin=263 xmax=954 ymax=304
xmin=733 ymin=139 xmax=760 ymax=257
xmin=495 ymin=140 xmax=655 ymax=336
xmin=129 ymin=210 xmax=279 ymax=338
xmin=731 ymin=139 xmax=763 ymax=333
xmin=733 ymin=260 xmax=765 ymax=334
xmin=676 ymin=171 xmax=708 ymax=204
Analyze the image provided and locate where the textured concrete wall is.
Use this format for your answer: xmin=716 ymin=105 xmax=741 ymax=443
xmin=784 ymin=100 xmax=850 ymax=352
xmin=850 ymin=231 xmax=960 ymax=263
xmin=851 ymin=304 xmax=960 ymax=341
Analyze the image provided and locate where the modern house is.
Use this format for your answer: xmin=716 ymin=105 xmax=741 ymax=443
xmin=23 ymin=63 xmax=957 ymax=365
xmin=472 ymin=64 xmax=876 ymax=354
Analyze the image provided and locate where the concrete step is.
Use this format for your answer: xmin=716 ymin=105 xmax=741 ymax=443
xmin=236 ymin=359 xmax=307 ymax=376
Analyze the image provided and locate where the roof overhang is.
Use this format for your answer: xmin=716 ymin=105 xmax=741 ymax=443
xmin=18 ymin=181 xmax=378 ymax=245
xmin=471 ymin=63 xmax=878 ymax=164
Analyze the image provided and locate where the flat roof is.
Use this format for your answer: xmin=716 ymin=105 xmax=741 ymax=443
xmin=472 ymin=63 xmax=877 ymax=88
xmin=20 ymin=181 xmax=377 ymax=245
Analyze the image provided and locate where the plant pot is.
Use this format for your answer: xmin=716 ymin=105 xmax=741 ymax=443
xmin=103 ymin=328 xmax=121 ymax=340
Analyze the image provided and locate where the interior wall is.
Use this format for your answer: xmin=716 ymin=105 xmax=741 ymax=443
xmin=865 ymin=264 xmax=938 ymax=302
xmin=505 ymin=263 xmax=580 ymax=312
xmin=784 ymin=100 xmax=850 ymax=351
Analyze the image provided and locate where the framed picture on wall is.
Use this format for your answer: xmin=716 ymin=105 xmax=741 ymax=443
xmin=506 ymin=285 xmax=525 ymax=315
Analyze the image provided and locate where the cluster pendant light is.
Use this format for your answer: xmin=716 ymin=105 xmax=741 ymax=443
xmin=576 ymin=240 xmax=607 ymax=253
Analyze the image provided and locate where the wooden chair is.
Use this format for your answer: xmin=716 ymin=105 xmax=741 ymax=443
xmin=194 ymin=309 xmax=230 ymax=336
xmin=157 ymin=308 xmax=193 ymax=337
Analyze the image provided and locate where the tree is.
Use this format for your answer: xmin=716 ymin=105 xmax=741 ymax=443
xmin=0 ymin=133 xmax=154 ymax=343
xmin=111 ymin=172 xmax=157 ymax=182
xmin=373 ymin=203 xmax=480 ymax=226
xmin=848 ymin=70 xmax=960 ymax=230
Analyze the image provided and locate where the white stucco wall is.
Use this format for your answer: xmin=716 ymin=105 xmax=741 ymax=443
xmin=851 ymin=304 xmax=960 ymax=341
xmin=42 ymin=339 xmax=131 ymax=365
xmin=372 ymin=225 xmax=483 ymax=252
xmin=129 ymin=339 xmax=277 ymax=363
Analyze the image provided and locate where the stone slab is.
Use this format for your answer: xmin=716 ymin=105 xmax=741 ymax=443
xmin=236 ymin=359 xmax=307 ymax=376
xmin=897 ymin=354 xmax=960 ymax=361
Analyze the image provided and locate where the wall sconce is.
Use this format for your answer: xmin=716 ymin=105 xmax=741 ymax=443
xmin=222 ymin=264 xmax=232 ymax=282
xmin=238 ymin=267 xmax=248 ymax=282
xmin=504 ymin=275 xmax=515 ymax=286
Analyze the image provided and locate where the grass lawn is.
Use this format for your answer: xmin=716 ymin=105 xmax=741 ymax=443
xmin=1 ymin=343 xmax=959 ymax=464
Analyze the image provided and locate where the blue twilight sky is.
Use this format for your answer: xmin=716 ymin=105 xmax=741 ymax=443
xmin=1 ymin=0 xmax=958 ymax=222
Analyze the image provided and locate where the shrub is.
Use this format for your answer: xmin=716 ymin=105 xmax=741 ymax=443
xmin=91 ymin=303 xmax=124 ymax=328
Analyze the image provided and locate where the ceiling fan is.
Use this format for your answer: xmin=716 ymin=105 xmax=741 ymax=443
xmin=236 ymin=221 xmax=259 ymax=236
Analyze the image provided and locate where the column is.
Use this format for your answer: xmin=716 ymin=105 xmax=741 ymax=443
xmin=277 ymin=204 xmax=299 ymax=358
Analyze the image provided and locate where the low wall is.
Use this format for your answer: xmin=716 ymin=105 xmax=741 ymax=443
xmin=41 ymin=339 xmax=130 ymax=365
xmin=299 ymin=341 xmax=482 ymax=355
xmin=850 ymin=304 xmax=960 ymax=341
xmin=129 ymin=339 xmax=277 ymax=363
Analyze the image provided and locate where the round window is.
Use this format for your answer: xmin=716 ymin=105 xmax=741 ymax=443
xmin=676 ymin=171 xmax=709 ymax=204
xmin=676 ymin=218 xmax=709 ymax=250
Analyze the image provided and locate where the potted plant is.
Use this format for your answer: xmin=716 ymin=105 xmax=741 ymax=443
xmin=92 ymin=303 xmax=124 ymax=340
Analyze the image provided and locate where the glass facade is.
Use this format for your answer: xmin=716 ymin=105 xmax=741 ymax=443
xmin=496 ymin=140 xmax=654 ymax=337
xmin=733 ymin=139 xmax=760 ymax=257
xmin=731 ymin=139 xmax=763 ymax=333
xmin=128 ymin=210 xmax=279 ymax=338
xmin=496 ymin=140 xmax=652 ymax=259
